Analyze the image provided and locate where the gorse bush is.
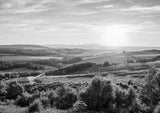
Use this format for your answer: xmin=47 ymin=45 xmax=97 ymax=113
xmin=79 ymin=77 xmax=115 ymax=111
xmin=0 ymin=80 xmax=7 ymax=96
xmin=28 ymin=99 xmax=43 ymax=113
xmin=103 ymin=61 xmax=110 ymax=67
xmin=16 ymin=92 xmax=32 ymax=107
xmin=40 ymin=96 xmax=50 ymax=108
xmin=140 ymin=67 xmax=160 ymax=108
xmin=48 ymin=90 xmax=57 ymax=107
xmin=6 ymin=81 xmax=24 ymax=99
xmin=54 ymin=85 xmax=77 ymax=110
xmin=115 ymin=87 xmax=136 ymax=112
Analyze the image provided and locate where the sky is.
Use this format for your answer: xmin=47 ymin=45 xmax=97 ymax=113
xmin=0 ymin=0 xmax=160 ymax=47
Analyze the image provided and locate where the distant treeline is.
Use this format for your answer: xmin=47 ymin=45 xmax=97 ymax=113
xmin=0 ymin=71 xmax=41 ymax=81
xmin=0 ymin=48 xmax=87 ymax=56
xmin=137 ymin=55 xmax=160 ymax=63
xmin=46 ymin=62 xmax=96 ymax=75
xmin=0 ymin=57 xmax=83 ymax=71
xmin=0 ymin=61 xmax=45 ymax=71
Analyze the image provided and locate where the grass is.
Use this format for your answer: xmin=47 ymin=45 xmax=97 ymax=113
xmin=0 ymin=105 xmax=27 ymax=113
xmin=0 ymin=56 xmax=62 ymax=61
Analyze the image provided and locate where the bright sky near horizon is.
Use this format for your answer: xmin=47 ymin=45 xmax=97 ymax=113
xmin=0 ymin=0 xmax=160 ymax=47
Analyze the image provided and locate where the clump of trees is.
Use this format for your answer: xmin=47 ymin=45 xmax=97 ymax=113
xmin=28 ymin=99 xmax=43 ymax=113
xmin=16 ymin=92 xmax=32 ymax=107
xmin=79 ymin=77 xmax=114 ymax=111
xmin=79 ymin=77 xmax=139 ymax=113
xmin=0 ymin=71 xmax=41 ymax=81
xmin=54 ymin=85 xmax=77 ymax=109
xmin=6 ymin=81 xmax=24 ymax=99
xmin=140 ymin=67 xmax=160 ymax=111
xmin=0 ymin=61 xmax=45 ymax=71
xmin=103 ymin=61 xmax=110 ymax=67
xmin=46 ymin=62 xmax=95 ymax=75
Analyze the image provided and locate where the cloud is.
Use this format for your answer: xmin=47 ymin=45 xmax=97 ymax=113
xmin=66 ymin=11 xmax=97 ymax=16
xmin=138 ymin=21 xmax=160 ymax=33
xmin=102 ymin=4 xmax=114 ymax=8
xmin=77 ymin=0 xmax=110 ymax=4
xmin=0 ymin=0 xmax=55 ymax=13
xmin=121 ymin=5 xmax=160 ymax=13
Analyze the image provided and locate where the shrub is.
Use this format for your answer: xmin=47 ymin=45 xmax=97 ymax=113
xmin=0 ymin=81 xmax=7 ymax=96
xmin=103 ymin=61 xmax=110 ymax=67
xmin=115 ymin=87 xmax=136 ymax=111
xmin=54 ymin=85 xmax=77 ymax=110
xmin=79 ymin=77 xmax=115 ymax=111
xmin=6 ymin=81 xmax=24 ymax=99
xmin=40 ymin=96 xmax=50 ymax=108
xmin=48 ymin=90 xmax=57 ymax=107
xmin=28 ymin=99 xmax=43 ymax=113
xmin=140 ymin=67 xmax=160 ymax=108
xmin=16 ymin=92 xmax=32 ymax=107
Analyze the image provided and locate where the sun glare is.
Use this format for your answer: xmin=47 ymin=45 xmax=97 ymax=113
xmin=101 ymin=25 xmax=129 ymax=47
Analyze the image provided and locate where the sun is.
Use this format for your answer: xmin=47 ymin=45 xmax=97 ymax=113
xmin=101 ymin=25 xmax=129 ymax=47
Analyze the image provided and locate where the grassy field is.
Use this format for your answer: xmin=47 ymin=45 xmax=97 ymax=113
xmin=0 ymin=56 xmax=63 ymax=61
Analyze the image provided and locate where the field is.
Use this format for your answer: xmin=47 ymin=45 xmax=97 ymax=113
xmin=1 ymin=45 xmax=160 ymax=113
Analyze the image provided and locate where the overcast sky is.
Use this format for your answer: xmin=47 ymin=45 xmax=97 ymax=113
xmin=0 ymin=0 xmax=160 ymax=46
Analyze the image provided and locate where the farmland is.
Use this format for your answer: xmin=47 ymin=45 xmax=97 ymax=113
xmin=1 ymin=45 xmax=160 ymax=113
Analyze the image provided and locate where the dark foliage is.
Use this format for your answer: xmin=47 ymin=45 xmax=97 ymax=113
xmin=6 ymin=81 xmax=24 ymax=99
xmin=54 ymin=85 xmax=77 ymax=110
xmin=0 ymin=81 xmax=7 ymax=96
xmin=28 ymin=99 xmax=43 ymax=113
xmin=46 ymin=62 xmax=95 ymax=75
xmin=16 ymin=92 xmax=32 ymax=107
xmin=140 ymin=67 xmax=160 ymax=108
xmin=0 ymin=61 xmax=44 ymax=71
xmin=79 ymin=77 xmax=115 ymax=111
xmin=103 ymin=61 xmax=110 ymax=67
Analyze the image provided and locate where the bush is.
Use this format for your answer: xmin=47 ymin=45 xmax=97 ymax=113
xmin=40 ymin=96 xmax=50 ymax=108
xmin=140 ymin=67 xmax=160 ymax=108
xmin=115 ymin=87 xmax=136 ymax=112
xmin=16 ymin=92 xmax=32 ymax=107
xmin=103 ymin=61 xmax=110 ymax=67
xmin=0 ymin=81 xmax=7 ymax=96
xmin=54 ymin=85 xmax=77 ymax=110
xmin=6 ymin=81 xmax=24 ymax=99
xmin=48 ymin=90 xmax=57 ymax=107
xmin=79 ymin=77 xmax=115 ymax=111
xmin=28 ymin=99 xmax=43 ymax=113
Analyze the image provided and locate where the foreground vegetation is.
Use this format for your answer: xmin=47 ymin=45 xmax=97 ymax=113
xmin=2 ymin=46 xmax=160 ymax=113
xmin=1 ymin=67 xmax=160 ymax=113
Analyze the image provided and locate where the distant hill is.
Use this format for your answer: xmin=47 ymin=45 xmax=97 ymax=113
xmin=0 ymin=44 xmax=48 ymax=49
xmin=47 ymin=44 xmax=108 ymax=49
xmin=47 ymin=44 xmax=160 ymax=51
xmin=130 ymin=49 xmax=160 ymax=55
xmin=0 ymin=44 xmax=89 ymax=56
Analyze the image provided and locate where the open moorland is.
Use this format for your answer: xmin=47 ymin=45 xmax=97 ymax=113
xmin=1 ymin=45 xmax=160 ymax=113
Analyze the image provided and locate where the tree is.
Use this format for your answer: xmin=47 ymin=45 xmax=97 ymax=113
xmin=54 ymin=85 xmax=77 ymax=110
xmin=79 ymin=77 xmax=115 ymax=111
xmin=103 ymin=61 xmax=110 ymax=67
xmin=6 ymin=81 xmax=24 ymax=99
xmin=140 ymin=67 xmax=160 ymax=109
